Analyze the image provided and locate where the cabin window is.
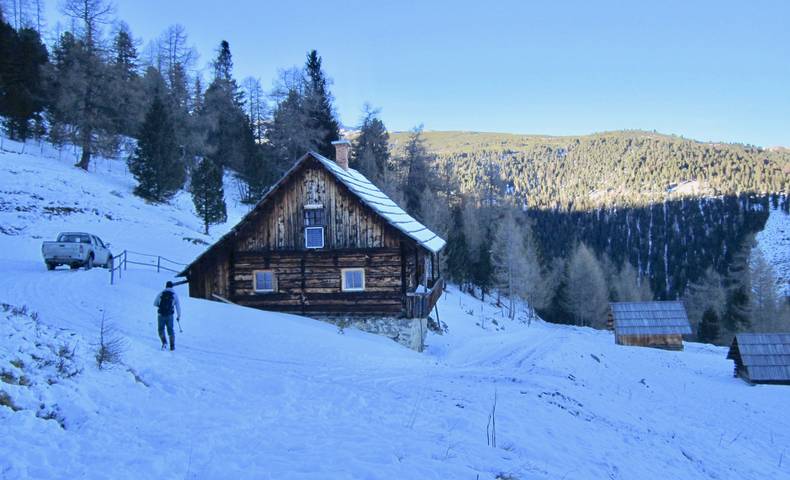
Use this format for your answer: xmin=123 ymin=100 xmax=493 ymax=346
xmin=304 ymin=206 xmax=324 ymax=226
xmin=304 ymin=205 xmax=325 ymax=249
xmin=253 ymin=270 xmax=276 ymax=293
xmin=341 ymin=268 xmax=365 ymax=292
xmin=305 ymin=227 xmax=325 ymax=249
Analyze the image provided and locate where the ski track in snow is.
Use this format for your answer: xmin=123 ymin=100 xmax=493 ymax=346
xmin=0 ymin=138 xmax=789 ymax=479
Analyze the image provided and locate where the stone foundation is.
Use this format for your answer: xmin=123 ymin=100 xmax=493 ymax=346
xmin=317 ymin=316 xmax=428 ymax=351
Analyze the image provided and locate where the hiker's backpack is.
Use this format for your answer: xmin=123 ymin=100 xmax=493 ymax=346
xmin=158 ymin=290 xmax=175 ymax=315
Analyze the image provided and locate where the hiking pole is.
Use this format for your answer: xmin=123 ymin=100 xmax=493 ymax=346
xmin=176 ymin=317 xmax=183 ymax=333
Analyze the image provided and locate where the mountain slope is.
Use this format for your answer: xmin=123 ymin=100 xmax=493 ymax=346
xmin=1 ymin=138 xmax=789 ymax=479
xmin=389 ymin=130 xmax=790 ymax=209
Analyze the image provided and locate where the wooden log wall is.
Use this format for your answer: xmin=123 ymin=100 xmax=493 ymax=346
xmin=188 ymin=247 xmax=231 ymax=299
xmin=615 ymin=333 xmax=684 ymax=350
xmin=230 ymin=249 xmax=404 ymax=316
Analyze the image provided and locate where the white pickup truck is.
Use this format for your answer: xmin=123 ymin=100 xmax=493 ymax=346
xmin=41 ymin=232 xmax=114 ymax=270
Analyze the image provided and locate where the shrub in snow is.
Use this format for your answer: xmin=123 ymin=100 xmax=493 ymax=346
xmin=95 ymin=315 xmax=126 ymax=370
xmin=0 ymin=391 xmax=20 ymax=411
xmin=36 ymin=404 xmax=66 ymax=429
xmin=427 ymin=316 xmax=448 ymax=334
xmin=0 ymin=369 xmax=16 ymax=384
xmin=56 ymin=343 xmax=81 ymax=379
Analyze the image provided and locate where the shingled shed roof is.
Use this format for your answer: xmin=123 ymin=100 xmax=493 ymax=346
xmin=610 ymin=301 xmax=692 ymax=336
xmin=727 ymin=333 xmax=790 ymax=383
xmin=179 ymin=151 xmax=445 ymax=276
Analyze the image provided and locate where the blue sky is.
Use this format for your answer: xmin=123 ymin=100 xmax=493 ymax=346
xmin=47 ymin=0 xmax=790 ymax=146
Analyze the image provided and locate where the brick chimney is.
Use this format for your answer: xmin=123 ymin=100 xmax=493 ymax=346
xmin=331 ymin=139 xmax=351 ymax=171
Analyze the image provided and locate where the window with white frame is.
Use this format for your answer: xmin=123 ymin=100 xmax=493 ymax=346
xmin=253 ymin=270 xmax=276 ymax=293
xmin=341 ymin=268 xmax=365 ymax=292
xmin=304 ymin=205 xmax=325 ymax=249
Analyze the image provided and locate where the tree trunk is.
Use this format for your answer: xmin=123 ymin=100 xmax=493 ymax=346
xmin=76 ymin=126 xmax=92 ymax=170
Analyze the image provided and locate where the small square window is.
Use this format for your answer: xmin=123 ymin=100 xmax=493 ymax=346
xmin=254 ymin=270 xmax=276 ymax=292
xmin=342 ymin=268 xmax=365 ymax=291
xmin=304 ymin=207 xmax=324 ymax=226
xmin=305 ymin=227 xmax=324 ymax=249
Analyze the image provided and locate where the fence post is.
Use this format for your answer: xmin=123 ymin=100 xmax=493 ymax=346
xmin=157 ymin=256 xmax=161 ymax=273
xmin=110 ymin=258 xmax=114 ymax=285
xmin=123 ymin=250 xmax=127 ymax=271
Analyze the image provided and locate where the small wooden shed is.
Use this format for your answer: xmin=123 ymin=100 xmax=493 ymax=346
xmin=726 ymin=333 xmax=790 ymax=385
xmin=608 ymin=301 xmax=691 ymax=350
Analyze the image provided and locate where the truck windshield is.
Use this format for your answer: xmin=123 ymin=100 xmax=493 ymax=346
xmin=57 ymin=234 xmax=91 ymax=243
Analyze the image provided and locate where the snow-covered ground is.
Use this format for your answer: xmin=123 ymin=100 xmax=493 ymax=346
xmin=1 ymin=138 xmax=789 ymax=480
xmin=755 ymin=202 xmax=790 ymax=296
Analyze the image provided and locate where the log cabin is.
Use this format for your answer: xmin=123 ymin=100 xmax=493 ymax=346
xmin=178 ymin=140 xmax=446 ymax=319
xmin=608 ymin=301 xmax=692 ymax=350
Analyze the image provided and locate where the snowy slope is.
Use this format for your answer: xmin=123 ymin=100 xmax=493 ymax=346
xmin=755 ymin=202 xmax=790 ymax=296
xmin=1 ymin=139 xmax=790 ymax=480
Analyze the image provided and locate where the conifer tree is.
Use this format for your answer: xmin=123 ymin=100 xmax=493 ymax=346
xmin=0 ymin=19 xmax=48 ymax=140
xmin=191 ymin=157 xmax=227 ymax=234
xmin=444 ymin=205 xmax=470 ymax=287
xmin=304 ymin=49 xmax=340 ymax=157
xmin=267 ymin=81 xmax=322 ymax=171
xmin=202 ymin=40 xmax=247 ymax=171
xmin=473 ymin=230 xmax=495 ymax=301
xmin=684 ymin=267 xmax=726 ymax=340
xmin=351 ymin=105 xmax=389 ymax=183
xmin=110 ymin=24 xmax=143 ymax=137
xmin=722 ymin=238 xmax=753 ymax=334
xmin=213 ymin=40 xmax=234 ymax=83
xmin=401 ymin=126 xmax=431 ymax=218
xmin=697 ymin=308 xmax=721 ymax=344
xmin=112 ymin=25 xmax=138 ymax=78
xmin=238 ymin=119 xmax=274 ymax=203
xmin=127 ymin=81 xmax=184 ymax=202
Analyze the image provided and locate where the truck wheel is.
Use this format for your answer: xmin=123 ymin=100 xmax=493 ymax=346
xmin=46 ymin=262 xmax=55 ymax=271
xmin=70 ymin=264 xmax=79 ymax=270
xmin=85 ymin=255 xmax=94 ymax=270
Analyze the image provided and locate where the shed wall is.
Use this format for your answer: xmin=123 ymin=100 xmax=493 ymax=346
xmin=615 ymin=333 xmax=684 ymax=350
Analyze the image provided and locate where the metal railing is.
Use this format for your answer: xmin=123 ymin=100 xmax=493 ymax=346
xmin=109 ymin=250 xmax=188 ymax=285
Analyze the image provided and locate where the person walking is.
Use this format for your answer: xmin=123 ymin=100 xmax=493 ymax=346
xmin=154 ymin=281 xmax=181 ymax=350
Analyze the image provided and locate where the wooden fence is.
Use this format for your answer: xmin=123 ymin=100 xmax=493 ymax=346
xmin=404 ymin=277 xmax=444 ymax=319
xmin=109 ymin=250 xmax=187 ymax=285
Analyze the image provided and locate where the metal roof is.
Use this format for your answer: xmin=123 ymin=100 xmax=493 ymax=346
xmin=610 ymin=301 xmax=692 ymax=336
xmin=179 ymin=151 xmax=445 ymax=275
xmin=728 ymin=333 xmax=790 ymax=381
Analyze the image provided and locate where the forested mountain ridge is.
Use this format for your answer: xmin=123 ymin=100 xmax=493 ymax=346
xmin=389 ymin=130 xmax=790 ymax=210
xmin=380 ymin=129 xmax=788 ymax=339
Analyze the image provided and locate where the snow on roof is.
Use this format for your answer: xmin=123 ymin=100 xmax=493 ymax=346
xmin=728 ymin=333 xmax=790 ymax=382
xmin=610 ymin=301 xmax=692 ymax=336
xmin=309 ymin=151 xmax=446 ymax=254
